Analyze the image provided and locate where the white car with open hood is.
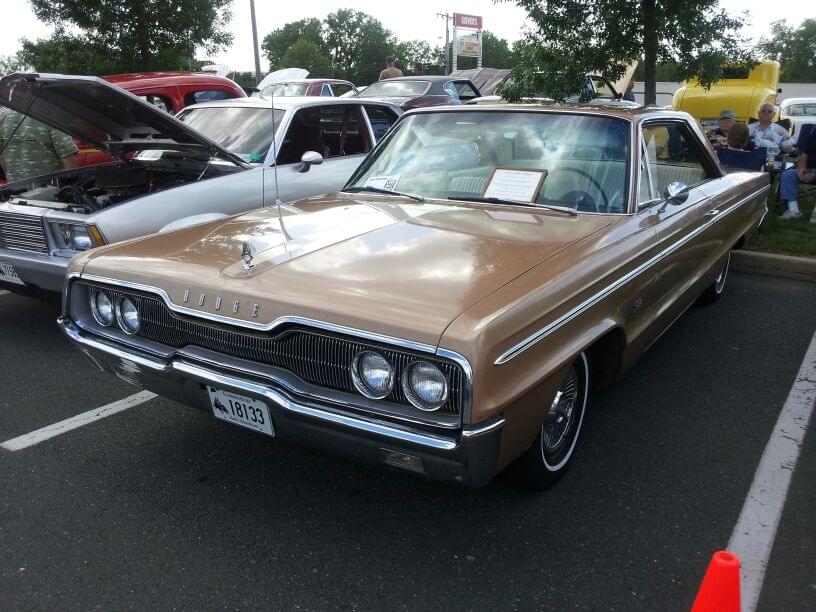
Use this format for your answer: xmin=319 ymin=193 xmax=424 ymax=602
xmin=0 ymin=73 xmax=401 ymax=296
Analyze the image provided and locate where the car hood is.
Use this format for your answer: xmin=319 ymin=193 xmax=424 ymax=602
xmin=0 ymin=72 xmax=248 ymax=166
xmin=676 ymin=84 xmax=756 ymax=122
xmin=80 ymin=195 xmax=613 ymax=346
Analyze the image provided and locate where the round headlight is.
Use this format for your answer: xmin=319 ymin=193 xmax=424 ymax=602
xmin=351 ymin=350 xmax=395 ymax=399
xmin=403 ymin=361 xmax=449 ymax=412
xmin=89 ymin=289 xmax=114 ymax=326
xmin=115 ymin=297 xmax=141 ymax=335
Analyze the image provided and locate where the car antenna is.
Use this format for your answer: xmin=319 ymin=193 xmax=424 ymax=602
xmin=266 ymin=83 xmax=291 ymax=241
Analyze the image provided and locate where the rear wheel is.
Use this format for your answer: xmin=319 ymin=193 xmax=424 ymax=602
xmin=509 ymin=353 xmax=589 ymax=491
xmin=698 ymin=252 xmax=730 ymax=305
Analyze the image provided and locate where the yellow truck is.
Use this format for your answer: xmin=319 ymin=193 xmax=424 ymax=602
xmin=672 ymin=60 xmax=781 ymax=129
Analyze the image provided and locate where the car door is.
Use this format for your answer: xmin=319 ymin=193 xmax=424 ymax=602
xmin=265 ymin=104 xmax=372 ymax=203
xmin=638 ymin=119 xmax=724 ymax=328
xmin=362 ymin=104 xmax=400 ymax=143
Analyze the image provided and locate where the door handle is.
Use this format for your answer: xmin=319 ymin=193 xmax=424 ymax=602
xmin=705 ymin=209 xmax=721 ymax=217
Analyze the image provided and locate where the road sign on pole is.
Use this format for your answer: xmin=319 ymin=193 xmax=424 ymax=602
xmin=451 ymin=13 xmax=483 ymax=71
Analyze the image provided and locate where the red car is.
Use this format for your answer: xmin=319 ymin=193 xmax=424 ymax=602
xmin=76 ymin=72 xmax=246 ymax=168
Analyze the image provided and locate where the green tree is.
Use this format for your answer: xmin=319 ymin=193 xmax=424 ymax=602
xmin=393 ymin=40 xmax=445 ymax=71
xmin=324 ymin=9 xmax=395 ymax=84
xmin=0 ymin=54 xmax=28 ymax=75
xmin=23 ymin=0 xmax=233 ymax=74
xmin=261 ymin=18 xmax=325 ymax=71
xmin=280 ymin=40 xmax=333 ymax=77
xmin=502 ymin=0 xmax=753 ymax=104
xmin=758 ymin=19 xmax=816 ymax=82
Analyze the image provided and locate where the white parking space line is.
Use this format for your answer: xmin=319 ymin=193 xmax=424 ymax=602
xmin=728 ymin=329 xmax=816 ymax=612
xmin=1 ymin=391 xmax=157 ymax=452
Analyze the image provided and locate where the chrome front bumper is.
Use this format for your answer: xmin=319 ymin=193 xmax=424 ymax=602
xmin=0 ymin=249 xmax=68 ymax=293
xmin=59 ymin=317 xmax=505 ymax=487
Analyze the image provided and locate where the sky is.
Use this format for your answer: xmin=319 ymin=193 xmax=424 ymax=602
xmin=2 ymin=0 xmax=815 ymax=72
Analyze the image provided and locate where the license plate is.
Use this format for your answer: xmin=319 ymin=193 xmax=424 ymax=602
xmin=700 ymin=118 xmax=719 ymax=130
xmin=207 ymin=387 xmax=274 ymax=436
xmin=0 ymin=261 xmax=25 ymax=286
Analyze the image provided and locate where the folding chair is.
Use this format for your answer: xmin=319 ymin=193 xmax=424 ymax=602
xmin=716 ymin=147 xmax=767 ymax=171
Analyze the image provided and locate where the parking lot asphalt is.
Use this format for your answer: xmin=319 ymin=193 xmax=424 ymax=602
xmin=1 ymin=272 xmax=814 ymax=611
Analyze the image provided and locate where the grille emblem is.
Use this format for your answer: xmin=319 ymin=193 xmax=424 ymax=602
xmin=233 ymin=300 xmax=240 ymax=313
xmin=183 ymin=290 xmax=190 ymax=303
xmin=198 ymin=293 xmax=206 ymax=306
xmin=214 ymin=297 xmax=222 ymax=311
xmin=242 ymin=241 xmax=255 ymax=270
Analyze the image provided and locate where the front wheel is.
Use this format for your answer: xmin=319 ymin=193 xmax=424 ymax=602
xmin=698 ymin=252 xmax=731 ymax=305
xmin=509 ymin=353 xmax=590 ymax=491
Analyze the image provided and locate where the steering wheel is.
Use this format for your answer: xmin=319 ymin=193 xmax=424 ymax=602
xmin=552 ymin=166 xmax=611 ymax=212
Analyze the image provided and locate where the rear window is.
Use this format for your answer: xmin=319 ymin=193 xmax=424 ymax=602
xmin=259 ymin=83 xmax=309 ymax=97
xmin=363 ymin=81 xmax=430 ymax=97
xmin=722 ymin=67 xmax=750 ymax=80
xmin=185 ymin=90 xmax=236 ymax=106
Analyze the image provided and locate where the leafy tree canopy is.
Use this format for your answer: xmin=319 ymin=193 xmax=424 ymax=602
xmin=758 ymin=19 xmax=816 ymax=82
xmin=324 ymin=9 xmax=395 ymax=84
xmin=261 ymin=18 xmax=325 ymax=71
xmin=501 ymin=0 xmax=754 ymax=104
xmin=280 ymin=40 xmax=333 ymax=77
xmin=21 ymin=0 xmax=233 ymax=74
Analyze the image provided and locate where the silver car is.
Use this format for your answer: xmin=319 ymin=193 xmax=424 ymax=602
xmin=0 ymin=75 xmax=402 ymax=295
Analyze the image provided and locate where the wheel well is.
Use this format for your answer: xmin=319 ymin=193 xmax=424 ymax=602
xmin=586 ymin=328 xmax=626 ymax=390
xmin=733 ymin=235 xmax=746 ymax=250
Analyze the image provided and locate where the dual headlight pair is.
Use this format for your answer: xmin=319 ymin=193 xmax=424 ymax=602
xmin=89 ymin=289 xmax=140 ymax=335
xmin=351 ymin=350 xmax=449 ymax=412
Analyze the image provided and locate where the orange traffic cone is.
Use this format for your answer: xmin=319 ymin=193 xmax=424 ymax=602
xmin=691 ymin=551 xmax=741 ymax=612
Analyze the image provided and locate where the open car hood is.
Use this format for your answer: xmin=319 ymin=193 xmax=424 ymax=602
xmin=0 ymin=72 xmax=249 ymax=166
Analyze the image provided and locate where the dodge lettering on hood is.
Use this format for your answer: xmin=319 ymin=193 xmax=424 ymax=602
xmin=59 ymin=105 xmax=768 ymax=489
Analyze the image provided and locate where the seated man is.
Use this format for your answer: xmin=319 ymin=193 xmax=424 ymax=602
xmin=726 ymin=122 xmax=750 ymax=151
xmin=748 ymin=103 xmax=795 ymax=162
xmin=706 ymin=109 xmax=736 ymax=150
xmin=779 ymin=128 xmax=816 ymax=221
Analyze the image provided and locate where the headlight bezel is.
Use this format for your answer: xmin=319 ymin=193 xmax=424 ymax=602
xmin=350 ymin=350 xmax=396 ymax=400
xmin=402 ymin=360 xmax=450 ymax=412
xmin=49 ymin=222 xmax=106 ymax=253
xmin=89 ymin=288 xmax=115 ymax=327
xmin=115 ymin=296 xmax=141 ymax=335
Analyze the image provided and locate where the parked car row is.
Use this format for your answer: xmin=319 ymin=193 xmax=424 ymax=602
xmin=1 ymin=71 xmax=769 ymax=491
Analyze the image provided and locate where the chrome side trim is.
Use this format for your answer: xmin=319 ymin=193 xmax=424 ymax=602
xmin=59 ymin=318 xmax=458 ymax=452
xmin=461 ymin=417 xmax=506 ymax=438
xmin=494 ymin=185 xmax=770 ymax=365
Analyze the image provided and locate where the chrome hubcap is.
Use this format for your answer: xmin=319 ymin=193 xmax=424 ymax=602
xmin=542 ymin=366 xmax=578 ymax=452
xmin=714 ymin=254 xmax=730 ymax=293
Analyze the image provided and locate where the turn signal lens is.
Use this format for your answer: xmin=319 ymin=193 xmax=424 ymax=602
xmin=115 ymin=297 xmax=140 ymax=335
xmin=403 ymin=361 xmax=449 ymax=411
xmin=351 ymin=350 xmax=395 ymax=399
xmin=89 ymin=289 xmax=114 ymax=326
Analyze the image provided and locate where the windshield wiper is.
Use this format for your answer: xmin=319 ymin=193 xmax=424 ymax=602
xmin=344 ymin=186 xmax=425 ymax=201
xmin=449 ymin=195 xmax=578 ymax=216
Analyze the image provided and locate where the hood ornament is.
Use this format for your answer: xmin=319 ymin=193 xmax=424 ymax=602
xmin=241 ymin=241 xmax=255 ymax=270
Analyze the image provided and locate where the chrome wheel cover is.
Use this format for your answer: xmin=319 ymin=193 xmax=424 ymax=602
xmin=714 ymin=253 xmax=730 ymax=294
xmin=542 ymin=365 xmax=578 ymax=454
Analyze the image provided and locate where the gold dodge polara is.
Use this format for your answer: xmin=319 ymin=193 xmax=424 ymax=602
xmin=59 ymin=105 xmax=769 ymax=490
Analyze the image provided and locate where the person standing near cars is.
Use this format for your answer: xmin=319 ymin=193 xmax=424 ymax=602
xmin=378 ymin=55 xmax=404 ymax=81
xmin=0 ymin=107 xmax=78 ymax=182
xmin=623 ymin=79 xmax=636 ymax=102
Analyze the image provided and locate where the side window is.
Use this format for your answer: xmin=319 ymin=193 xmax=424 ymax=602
xmin=332 ymin=83 xmax=354 ymax=97
xmin=443 ymin=82 xmax=460 ymax=100
xmin=454 ymin=81 xmax=480 ymax=101
xmin=277 ymin=106 xmax=371 ymax=164
xmin=138 ymin=95 xmax=172 ymax=113
xmin=364 ymin=105 xmax=399 ymax=142
xmin=641 ymin=122 xmax=709 ymax=199
xmin=321 ymin=84 xmax=333 ymax=97
xmin=185 ymin=90 xmax=235 ymax=105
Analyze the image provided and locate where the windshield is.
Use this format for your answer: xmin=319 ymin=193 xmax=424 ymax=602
xmin=178 ymin=107 xmax=285 ymax=163
xmin=784 ymin=103 xmax=816 ymax=117
xmin=346 ymin=111 xmax=631 ymax=213
xmin=362 ymin=81 xmax=430 ymax=97
xmin=258 ymin=83 xmax=309 ymax=97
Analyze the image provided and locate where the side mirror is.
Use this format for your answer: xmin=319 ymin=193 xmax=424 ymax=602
xmin=657 ymin=181 xmax=689 ymax=212
xmin=298 ymin=150 xmax=324 ymax=173
xmin=664 ymin=181 xmax=688 ymax=201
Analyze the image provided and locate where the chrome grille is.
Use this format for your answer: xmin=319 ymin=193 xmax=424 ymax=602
xmin=89 ymin=284 xmax=464 ymax=415
xmin=0 ymin=212 xmax=48 ymax=254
